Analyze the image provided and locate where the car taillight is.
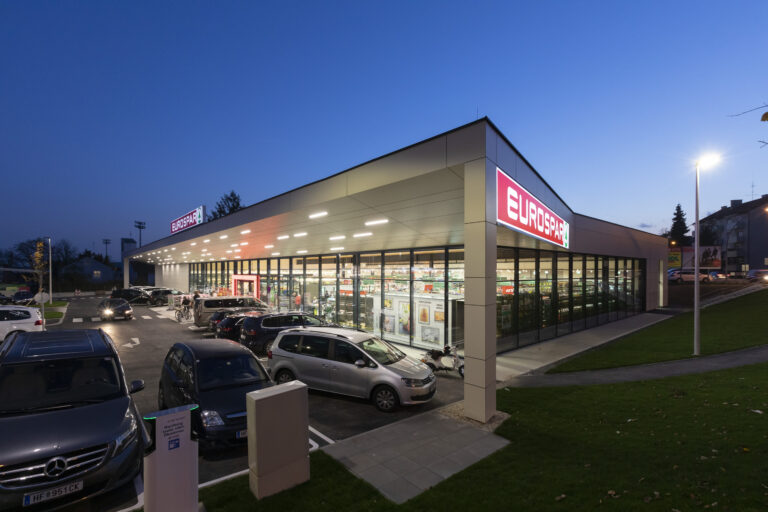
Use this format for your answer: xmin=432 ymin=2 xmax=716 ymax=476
xmin=245 ymin=330 xmax=257 ymax=335
xmin=34 ymin=319 xmax=43 ymax=326
xmin=267 ymin=349 xmax=272 ymax=359
xmin=221 ymin=327 xmax=232 ymax=332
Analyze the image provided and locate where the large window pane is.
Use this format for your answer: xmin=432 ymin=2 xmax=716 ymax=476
xmin=305 ymin=257 xmax=320 ymax=315
xmin=447 ymin=249 xmax=464 ymax=348
xmin=338 ymin=255 xmax=355 ymax=327
xmin=539 ymin=251 xmax=556 ymax=341
xmin=608 ymin=257 xmax=618 ymax=321
xmin=384 ymin=251 xmax=410 ymax=344
xmin=598 ymin=257 xmax=609 ymax=324
xmin=292 ymin=257 xmax=304 ymax=311
xmin=359 ymin=253 xmax=381 ymax=334
xmin=585 ymin=256 xmax=597 ymax=328
xmin=572 ymin=255 xmax=585 ymax=331
xmin=320 ymin=255 xmax=337 ymax=324
xmin=556 ymin=253 xmax=571 ymax=336
xmin=496 ymin=247 xmax=516 ymax=352
xmin=518 ymin=249 xmax=538 ymax=346
xmin=413 ymin=250 xmax=446 ymax=349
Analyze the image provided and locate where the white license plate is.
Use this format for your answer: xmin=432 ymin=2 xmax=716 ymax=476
xmin=23 ymin=480 xmax=83 ymax=507
xmin=236 ymin=430 xmax=248 ymax=439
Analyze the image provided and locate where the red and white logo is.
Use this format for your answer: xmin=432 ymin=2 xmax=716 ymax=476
xmin=170 ymin=206 xmax=205 ymax=235
xmin=496 ymin=167 xmax=569 ymax=249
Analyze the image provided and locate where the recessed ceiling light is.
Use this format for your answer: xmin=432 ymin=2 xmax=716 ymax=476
xmin=234 ymin=249 xmax=241 ymax=253
xmin=240 ymin=229 xmax=251 ymax=235
xmin=203 ymin=239 xmax=210 ymax=243
xmin=235 ymin=256 xmax=241 ymax=259
xmin=293 ymin=232 xmax=307 ymax=237
xmin=309 ymin=211 xmax=327 ymax=219
xmin=231 ymin=244 xmax=238 ymax=248
xmin=329 ymin=235 xmax=346 ymax=241
xmin=296 ymin=250 xmax=307 ymax=254
xmin=171 ymin=247 xmax=176 ymax=251
xmin=330 ymin=247 xmax=344 ymax=251
xmin=240 ymin=242 xmax=248 ymax=246
xmin=226 ymin=250 xmax=233 ymax=254
xmin=277 ymin=235 xmax=289 ymax=240
xmin=264 ymin=244 xmax=274 ymax=249
xmin=191 ymin=242 xmax=197 ymax=246
xmin=353 ymin=232 xmax=373 ymax=238
xmin=365 ymin=219 xmax=389 ymax=226
xmin=209 ymin=258 xmax=214 ymax=261
xmin=271 ymin=252 xmax=280 ymax=256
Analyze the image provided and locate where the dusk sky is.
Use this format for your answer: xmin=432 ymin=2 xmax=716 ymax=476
xmin=2 ymin=1 xmax=766 ymax=257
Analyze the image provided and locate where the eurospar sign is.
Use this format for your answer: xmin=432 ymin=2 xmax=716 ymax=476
xmin=170 ymin=206 xmax=206 ymax=235
xmin=496 ymin=167 xmax=569 ymax=249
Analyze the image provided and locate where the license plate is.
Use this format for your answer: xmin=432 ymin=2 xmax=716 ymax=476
xmin=236 ymin=430 xmax=247 ymax=439
xmin=23 ymin=480 xmax=83 ymax=507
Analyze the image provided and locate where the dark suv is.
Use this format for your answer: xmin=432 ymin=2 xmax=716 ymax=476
xmin=0 ymin=330 xmax=146 ymax=511
xmin=110 ymin=288 xmax=151 ymax=305
xmin=239 ymin=312 xmax=328 ymax=356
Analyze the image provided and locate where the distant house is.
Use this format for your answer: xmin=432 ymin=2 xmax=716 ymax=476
xmin=699 ymin=195 xmax=768 ymax=275
xmin=61 ymin=257 xmax=117 ymax=284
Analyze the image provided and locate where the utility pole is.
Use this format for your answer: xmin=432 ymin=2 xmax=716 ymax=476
xmin=103 ymin=239 xmax=111 ymax=261
xmin=134 ymin=221 xmax=146 ymax=247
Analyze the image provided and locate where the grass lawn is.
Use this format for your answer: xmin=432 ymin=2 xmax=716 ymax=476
xmin=198 ymin=363 xmax=768 ymax=511
xmin=43 ymin=311 xmax=64 ymax=319
xmin=549 ymin=288 xmax=768 ymax=373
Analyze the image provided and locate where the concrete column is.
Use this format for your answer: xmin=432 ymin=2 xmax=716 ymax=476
xmin=123 ymin=257 xmax=130 ymax=288
xmin=463 ymin=159 xmax=497 ymax=423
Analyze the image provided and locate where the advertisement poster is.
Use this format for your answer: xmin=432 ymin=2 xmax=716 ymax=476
xmin=681 ymin=246 xmax=722 ymax=269
xmin=418 ymin=302 xmax=430 ymax=325
xmin=383 ymin=315 xmax=395 ymax=333
xmin=668 ymin=249 xmax=681 ymax=268
xmin=421 ymin=326 xmax=440 ymax=344
xmin=434 ymin=302 xmax=444 ymax=323
xmin=397 ymin=302 xmax=410 ymax=336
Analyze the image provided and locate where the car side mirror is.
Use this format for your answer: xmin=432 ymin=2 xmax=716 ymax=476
xmin=354 ymin=359 xmax=367 ymax=368
xmin=129 ymin=380 xmax=145 ymax=394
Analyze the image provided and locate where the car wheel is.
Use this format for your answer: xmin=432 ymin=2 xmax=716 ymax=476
xmin=158 ymin=386 xmax=166 ymax=409
xmin=372 ymin=385 xmax=399 ymax=413
xmin=275 ymin=369 xmax=295 ymax=385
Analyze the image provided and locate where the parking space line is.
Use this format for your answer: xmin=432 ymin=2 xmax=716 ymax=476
xmin=142 ymin=315 xmax=152 ymax=319
xmin=309 ymin=426 xmax=335 ymax=445
xmin=90 ymin=317 xmax=101 ymax=322
xmin=72 ymin=318 xmax=83 ymax=323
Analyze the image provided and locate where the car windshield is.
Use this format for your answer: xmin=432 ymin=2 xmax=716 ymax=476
xmin=196 ymin=355 xmax=269 ymax=391
xmin=102 ymin=299 xmax=126 ymax=308
xmin=0 ymin=357 xmax=123 ymax=415
xmin=356 ymin=337 xmax=406 ymax=365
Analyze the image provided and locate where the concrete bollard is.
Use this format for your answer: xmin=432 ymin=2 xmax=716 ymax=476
xmin=246 ymin=381 xmax=310 ymax=499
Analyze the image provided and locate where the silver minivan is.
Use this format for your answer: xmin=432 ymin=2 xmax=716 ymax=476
xmin=268 ymin=327 xmax=436 ymax=412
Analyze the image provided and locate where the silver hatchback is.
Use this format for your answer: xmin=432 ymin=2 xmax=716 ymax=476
xmin=268 ymin=327 xmax=436 ymax=412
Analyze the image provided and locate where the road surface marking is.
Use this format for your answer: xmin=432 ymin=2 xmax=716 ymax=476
xmin=142 ymin=315 xmax=152 ymax=319
xmin=123 ymin=337 xmax=140 ymax=349
xmin=73 ymin=318 xmax=83 ymax=323
xmin=91 ymin=317 xmax=101 ymax=322
xmin=309 ymin=426 xmax=335 ymax=445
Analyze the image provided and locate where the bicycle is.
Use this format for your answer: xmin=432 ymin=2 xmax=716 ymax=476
xmin=175 ymin=305 xmax=192 ymax=323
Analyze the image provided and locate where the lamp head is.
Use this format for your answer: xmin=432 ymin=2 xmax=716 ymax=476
xmin=696 ymin=153 xmax=721 ymax=170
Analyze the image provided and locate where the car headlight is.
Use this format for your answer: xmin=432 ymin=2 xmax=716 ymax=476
xmin=114 ymin=411 xmax=138 ymax=455
xmin=103 ymin=309 xmax=113 ymax=315
xmin=201 ymin=410 xmax=224 ymax=428
xmin=401 ymin=377 xmax=425 ymax=388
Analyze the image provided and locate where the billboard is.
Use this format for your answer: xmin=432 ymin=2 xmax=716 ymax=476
xmin=171 ymin=206 xmax=206 ymax=235
xmin=681 ymin=246 xmax=722 ymax=269
xmin=668 ymin=249 xmax=681 ymax=268
xmin=496 ymin=167 xmax=570 ymax=249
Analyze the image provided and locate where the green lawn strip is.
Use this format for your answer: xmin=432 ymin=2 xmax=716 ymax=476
xmin=198 ymin=364 xmax=768 ymax=511
xmin=549 ymin=288 xmax=768 ymax=373
xmin=43 ymin=311 xmax=63 ymax=319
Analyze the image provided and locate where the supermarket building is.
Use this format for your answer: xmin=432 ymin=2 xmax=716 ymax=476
xmin=125 ymin=118 xmax=668 ymax=422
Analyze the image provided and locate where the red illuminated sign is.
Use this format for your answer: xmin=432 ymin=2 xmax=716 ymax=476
xmin=171 ymin=206 xmax=205 ymax=235
xmin=496 ymin=167 xmax=569 ymax=249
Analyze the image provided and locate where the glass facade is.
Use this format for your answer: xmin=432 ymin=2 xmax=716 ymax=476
xmin=188 ymin=246 xmax=646 ymax=353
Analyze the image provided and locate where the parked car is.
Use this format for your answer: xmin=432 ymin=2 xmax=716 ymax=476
xmin=0 ymin=329 xmax=145 ymax=510
xmin=158 ymin=339 xmax=273 ymax=446
xmin=0 ymin=293 xmax=12 ymax=305
xmin=96 ymin=298 xmax=134 ymax=321
xmin=215 ymin=312 xmax=255 ymax=341
xmin=0 ymin=306 xmax=43 ymax=340
xmin=668 ymin=269 xmax=709 ymax=283
xmin=193 ymin=296 xmax=270 ymax=328
xmin=708 ymin=271 xmax=727 ymax=280
xmin=239 ymin=312 xmax=329 ymax=357
xmin=149 ymin=288 xmax=183 ymax=306
xmin=11 ymin=291 xmax=35 ymax=305
xmin=208 ymin=308 xmax=242 ymax=332
xmin=268 ymin=327 xmax=436 ymax=412
xmin=110 ymin=288 xmax=152 ymax=305
xmin=746 ymin=269 xmax=768 ymax=283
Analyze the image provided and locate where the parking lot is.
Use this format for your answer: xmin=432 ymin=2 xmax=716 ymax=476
xmin=49 ymin=296 xmax=464 ymax=511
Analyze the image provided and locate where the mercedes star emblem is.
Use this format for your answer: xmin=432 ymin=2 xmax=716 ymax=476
xmin=44 ymin=457 xmax=67 ymax=478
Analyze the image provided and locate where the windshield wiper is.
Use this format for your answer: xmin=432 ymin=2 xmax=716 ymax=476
xmin=0 ymin=403 xmax=74 ymax=415
xmin=201 ymin=379 xmax=265 ymax=391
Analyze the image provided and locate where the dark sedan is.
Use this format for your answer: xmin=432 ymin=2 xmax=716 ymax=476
xmin=239 ymin=312 xmax=328 ymax=357
xmin=215 ymin=312 xmax=265 ymax=341
xmin=97 ymin=299 xmax=134 ymax=321
xmin=158 ymin=339 xmax=273 ymax=446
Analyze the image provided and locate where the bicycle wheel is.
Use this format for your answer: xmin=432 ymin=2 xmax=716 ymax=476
xmin=175 ymin=310 xmax=183 ymax=322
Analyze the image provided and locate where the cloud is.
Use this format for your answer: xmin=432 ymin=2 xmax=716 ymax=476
xmin=637 ymin=223 xmax=654 ymax=229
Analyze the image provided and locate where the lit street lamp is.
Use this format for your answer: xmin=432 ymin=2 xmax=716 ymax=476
xmin=694 ymin=153 xmax=721 ymax=356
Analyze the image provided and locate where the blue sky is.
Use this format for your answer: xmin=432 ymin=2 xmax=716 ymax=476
xmin=1 ymin=1 xmax=766 ymax=256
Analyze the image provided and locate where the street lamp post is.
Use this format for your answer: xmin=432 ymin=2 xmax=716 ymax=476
xmin=694 ymin=153 xmax=721 ymax=356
